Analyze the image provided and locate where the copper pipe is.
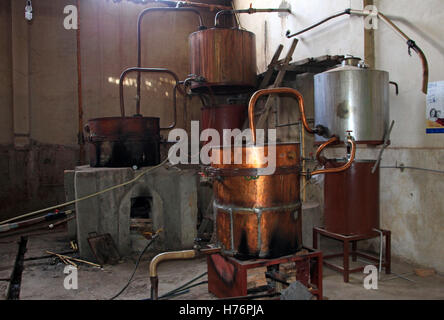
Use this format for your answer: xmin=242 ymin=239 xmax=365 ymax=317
xmin=349 ymin=10 xmax=429 ymax=94
xmin=119 ymin=67 xmax=179 ymax=129
xmin=76 ymin=0 xmax=84 ymax=164
xmin=248 ymin=88 xmax=315 ymax=144
xmin=149 ymin=250 xmax=197 ymax=300
xmin=315 ymin=136 xmax=339 ymax=166
xmin=136 ymin=7 xmax=204 ymax=114
xmin=310 ymin=137 xmax=356 ymax=177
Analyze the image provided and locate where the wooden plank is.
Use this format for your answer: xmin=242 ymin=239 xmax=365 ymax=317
xmin=255 ymin=39 xmax=299 ymax=130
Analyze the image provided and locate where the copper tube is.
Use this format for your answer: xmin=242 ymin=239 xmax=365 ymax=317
xmin=76 ymin=0 xmax=84 ymax=164
xmin=119 ymin=67 xmax=179 ymax=130
xmin=310 ymin=137 xmax=356 ymax=177
xmin=149 ymin=250 xmax=197 ymax=278
xmin=350 ymin=9 xmax=429 ymax=94
xmin=149 ymin=249 xmax=197 ymax=300
xmin=315 ymin=136 xmax=339 ymax=166
xmin=248 ymin=88 xmax=315 ymax=144
xmin=136 ymin=7 xmax=204 ymax=114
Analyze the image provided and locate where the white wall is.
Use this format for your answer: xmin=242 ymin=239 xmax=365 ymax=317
xmin=234 ymin=0 xmax=444 ymax=271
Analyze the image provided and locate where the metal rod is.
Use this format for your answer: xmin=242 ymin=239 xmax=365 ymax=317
xmin=380 ymin=164 xmax=444 ymax=175
xmin=286 ymin=9 xmax=351 ymax=38
xmin=136 ymin=7 xmax=204 ymax=114
xmin=215 ymin=8 xmax=291 ymax=27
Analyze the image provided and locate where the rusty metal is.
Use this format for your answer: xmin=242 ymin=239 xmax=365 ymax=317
xmin=323 ymin=159 xmax=380 ymax=235
xmin=189 ymin=28 xmax=257 ymax=93
xmin=313 ymin=226 xmax=391 ymax=282
xmin=136 ymin=7 xmax=204 ymax=113
xmin=201 ymin=104 xmax=247 ymax=145
xmin=207 ymin=248 xmax=323 ymax=299
xmin=85 ymin=67 xmax=180 ymax=168
xmin=85 ymin=116 xmax=160 ymax=168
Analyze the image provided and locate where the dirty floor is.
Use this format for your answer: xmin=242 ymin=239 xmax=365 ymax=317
xmin=0 ymin=230 xmax=443 ymax=300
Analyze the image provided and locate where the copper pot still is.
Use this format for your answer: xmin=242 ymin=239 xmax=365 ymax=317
xmin=323 ymin=159 xmax=380 ymax=235
xmin=189 ymin=28 xmax=257 ymax=94
xmin=85 ymin=116 xmax=160 ymax=168
xmin=210 ymin=143 xmax=302 ymax=259
xmin=208 ymin=87 xmax=356 ymax=259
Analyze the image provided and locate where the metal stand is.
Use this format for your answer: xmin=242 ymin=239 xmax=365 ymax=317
xmin=313 ymin=226 xmax=391 ymax=282
xmin=207 ymin=247 xmax=323 ymax=299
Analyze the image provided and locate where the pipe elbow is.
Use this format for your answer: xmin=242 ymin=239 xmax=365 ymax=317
xmin=149 ymin=250 xmax=197 ymax=278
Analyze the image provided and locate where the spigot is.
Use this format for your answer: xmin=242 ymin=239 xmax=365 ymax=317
xmin=345 ymin=130 xmax=355 ymax=160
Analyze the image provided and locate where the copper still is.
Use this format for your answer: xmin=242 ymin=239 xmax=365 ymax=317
xmin=85 ymin=68 xmax=179 ymax=168
xmin=201 ymin=104 xmax=247 ymax=145
xmin=207 ymin=88 xmax=356 ymax=259
xmin=323 ymin=159 xmax=380 ymax=235
xmin=189 ymin=28 xmax=257 ymax=94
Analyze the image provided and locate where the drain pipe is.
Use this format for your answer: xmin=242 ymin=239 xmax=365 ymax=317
xmin=149 ymin=247 xmax=220 ymax=300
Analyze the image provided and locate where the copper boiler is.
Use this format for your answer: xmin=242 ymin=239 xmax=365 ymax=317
xmin=189 ymin=28 xmax=257 ymax=94
xmin=85 ymin=67 xmax=180 ymax=168
xmin=207 ymin=88 xmax=356 ymax=259
xmin=323 ymin=159 xmax=380 ymax=235
xmin=201 ymin=104 xmax=247 ymax=145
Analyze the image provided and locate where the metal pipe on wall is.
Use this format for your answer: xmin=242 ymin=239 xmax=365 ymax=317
xmin=214 ymin=7 xmax=291 ymax=27
xmin=285 ymin=8 xmax=429 ymax=94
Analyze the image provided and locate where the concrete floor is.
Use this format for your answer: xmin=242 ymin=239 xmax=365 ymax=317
xmin=0 ymin=230 xmax=443 ymax=300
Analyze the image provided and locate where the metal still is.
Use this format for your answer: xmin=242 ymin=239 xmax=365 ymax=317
xmin=85 ymin=68 xmax=180 ymax=168
xmin=207 ymin=88 xmax=356 ymax=259
xmin=314 ymin=57 xmax=390 ymax=145
xmin=323 ymin=159 xmax=380 ymax=235
xmin=189 ymin=28 xmax=257 ymax=94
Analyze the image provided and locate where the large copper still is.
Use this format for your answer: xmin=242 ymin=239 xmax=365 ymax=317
xmin=85 ymin=68 xmax=179 ymax=168
xmin=207 ymin=88 xmax=356 ymax=259
xmin=189 ymin=28 xmax=257 ymax=94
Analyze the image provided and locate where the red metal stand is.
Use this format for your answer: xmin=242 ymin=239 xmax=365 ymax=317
xmin=207 ymin=247 xmax=323 ymax=299
xmin=313 ymin=226 xmax=391 ymax=282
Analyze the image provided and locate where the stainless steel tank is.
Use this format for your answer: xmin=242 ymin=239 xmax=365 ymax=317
xmin=314 ymin=57 xmax=389 ymax=145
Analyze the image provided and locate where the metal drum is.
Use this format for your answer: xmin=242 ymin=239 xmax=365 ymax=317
xmin=189 ymin=28 xmax=257 ymax=94
xmin=323 ymin=159 xmax=380 ymax=235
xmin=209 ymin=143 xmax=302 ymax=259
xmin=85 ymin=117 xmax=160 ymax=168
xmin=314 ymin=57 xmax=389 ymax=145
xmin=201 ymin=104 xmax=247 ymax=145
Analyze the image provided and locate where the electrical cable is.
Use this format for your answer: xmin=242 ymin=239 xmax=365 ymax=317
xmin=109 ymin=232 xmax=160 ymax=300
xmin=0 ymin=158 xmax=171 ymax=226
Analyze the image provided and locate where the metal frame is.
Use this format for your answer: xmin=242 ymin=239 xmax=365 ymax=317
xmin=313 ymin=226 xmax=391 ymax=282
xmin=207 ymin=247 xmax=323 ymax=300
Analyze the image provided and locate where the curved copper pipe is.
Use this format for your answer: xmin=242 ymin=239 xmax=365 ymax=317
xmin=248 ymin=88 xmax=315 ymax=144
xmin=310 ymin=137 xmax=356 ymax=177
xmin=119 ymin=67 xmax=179 ymax=130
xmin=315 ymin=136 xmax=339 ymax=166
